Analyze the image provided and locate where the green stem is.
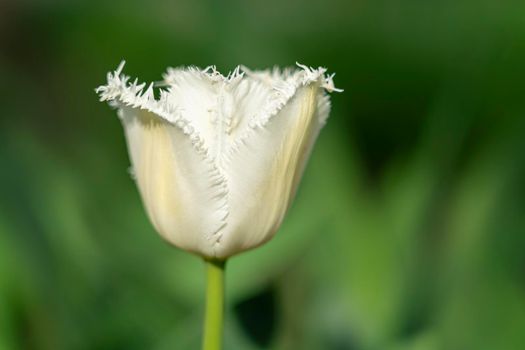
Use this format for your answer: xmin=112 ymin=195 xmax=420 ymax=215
xmin=202 ymin=258 xmax=226 ymax=350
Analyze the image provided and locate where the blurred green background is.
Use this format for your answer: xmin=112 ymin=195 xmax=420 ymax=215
xmin=1 ymin=0 xmax=525 ymax=349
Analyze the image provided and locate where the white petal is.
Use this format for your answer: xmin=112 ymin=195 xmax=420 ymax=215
xmin=120 ymin=107 xmax=228 ymax=258
xmin=163 ymin=68 xmax=221 ymax=155
xmin=224 ymin=77 xmax=275 ymax=136
xmin=164 ymin=67 xmax=276 ymax=158
xmin=215 ymin=83 xmax=330 ymax=258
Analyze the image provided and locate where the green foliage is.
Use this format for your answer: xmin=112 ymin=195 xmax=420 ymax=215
xmin=1 ymin=0 xmax=524 ymax=349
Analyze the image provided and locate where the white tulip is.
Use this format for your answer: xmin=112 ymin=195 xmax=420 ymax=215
xmin=97 ymin=61 xmax=341 ymax=259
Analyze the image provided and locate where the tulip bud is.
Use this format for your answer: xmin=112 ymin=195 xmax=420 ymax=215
xmin=97 ymin=62 xmax=341 ymax=259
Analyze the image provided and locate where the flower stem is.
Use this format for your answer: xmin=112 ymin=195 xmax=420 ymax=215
xmin=202 ymin=258 xmax=226 ymax=350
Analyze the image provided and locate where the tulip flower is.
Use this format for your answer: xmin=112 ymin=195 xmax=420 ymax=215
xmin=96 ymin=61 xmax=340 ymax=350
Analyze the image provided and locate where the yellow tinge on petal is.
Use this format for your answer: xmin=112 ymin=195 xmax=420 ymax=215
xmin=217 ymin=84 xmax=326 ymax=258
xmin=121 ymin=108 xmax=229 ymax=258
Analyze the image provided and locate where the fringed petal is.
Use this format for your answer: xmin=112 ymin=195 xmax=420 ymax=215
xmin=119 ymin=107 xmax=229 ymax=258
xmin=216 ymin=83 xmax=328 ymax=257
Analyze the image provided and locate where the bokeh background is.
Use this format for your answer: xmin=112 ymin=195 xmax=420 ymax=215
xmin=1 ymin=0 xmax=525 ymax=349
